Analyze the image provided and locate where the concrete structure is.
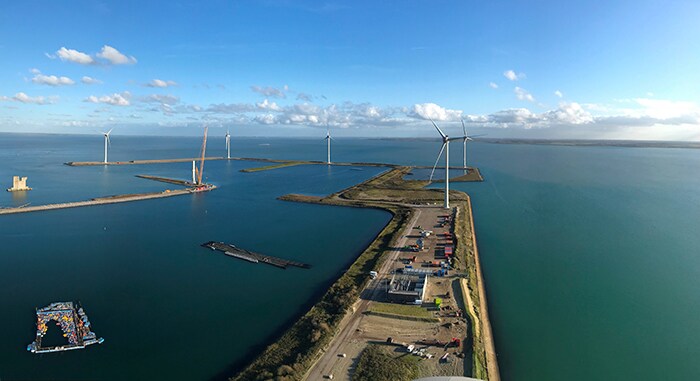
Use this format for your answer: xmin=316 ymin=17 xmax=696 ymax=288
xmin=7 ymin=176 xmax=32 ymax=192
xmin=387 ymin=273 xmax=428 ymax=304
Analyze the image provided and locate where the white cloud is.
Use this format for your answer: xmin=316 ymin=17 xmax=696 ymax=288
xmin=146 ymin=79 xmax=177 ymax=88
xmin=85 ymin=91 xmax=131 ymax=106
xmin=409 ymin=103 xmax=463 ymax=121
xmin=554 ymin=90 xmax=563 ymax=98
xmin=251 ymin=85 xmax=287 ymax=98
xmin=51 ymin=45 xmax=136 ymax=66
xmin=81 ymin=76 xmax=102 ymax=85
xmin=503 ymin=70 xmax=525 ymax=81
xmin=489 ymin=82 xmax=499 ymax=89
xmin=543 ymin=102 xmax=593 ymax=125
xmin=254 ymin=114 xmax=277 ymax=125
xmin=237 ymin=101 xmax=406 ymax=128
xmin=142 ymin=94 xmax=180 ymax=105
xmin=29 ymin=68 xmax=41 ymax=74
xmin=514 ymin=87 xmax=535 ymax=102
xmin=12 ymin=92 xmax=53 ymax=105
xmin=32 ymin=73 xmax=75 ymax=86
xmin=96 ymin=45 xmax=137 ymax=65
xmin=55 ymin=47 xmax=94 ymax=65
xmin=256 ymin=99 xmax=281 ymax=111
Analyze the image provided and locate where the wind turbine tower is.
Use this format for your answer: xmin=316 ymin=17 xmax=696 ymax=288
xmin=461 ymin=119 xmax=473 ymax=170
xmin=101 ymin=129 xmax=113 ymax=163
xmin=325 ymin=129 xmax=332 ymax=165
xmin=428 ymin=119 xmax=466 ymax=209
xmin=192 ymin=160 xmax=196 ymax=184
xmin=225 ymin=129 xmax=231 ymax=159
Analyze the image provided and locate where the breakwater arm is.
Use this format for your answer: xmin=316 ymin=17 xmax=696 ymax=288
xmin=65 ymin=157 xmax=225 ymax=166
xmin=0 ymin=187 xmax=215 ymax=215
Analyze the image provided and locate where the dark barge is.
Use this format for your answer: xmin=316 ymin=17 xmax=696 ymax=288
xmin=202 ymin=241 xmax=311 ymax=270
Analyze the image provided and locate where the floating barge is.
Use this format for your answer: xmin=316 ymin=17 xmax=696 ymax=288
xmin=27 ymin=301 xmax=104 ymax=354
xmin=202 ymin=241 xmax=311 ymax=270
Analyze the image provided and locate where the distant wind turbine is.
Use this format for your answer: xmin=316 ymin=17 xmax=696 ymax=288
xmin=459 ymin=119 xmax=485 ymax=170
xmin=428 ymin=119 xmax=466 ymax=209
xmin=325 ymin=129 xmax=332 ymax=164
xmin=225 ymin=129 xmax=231 ymax=159
xmin=101 ymin=129 xmax=113 ymax=163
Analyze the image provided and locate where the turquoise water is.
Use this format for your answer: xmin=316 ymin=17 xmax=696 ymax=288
xmin=1 ymin=133 xmax=699 ymax=380
xmin=451 ymin=144 xmax=700 ymax=380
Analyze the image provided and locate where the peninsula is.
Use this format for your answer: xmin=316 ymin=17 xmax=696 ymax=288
xmin=231 ymin=165 xmax=498 ymax=381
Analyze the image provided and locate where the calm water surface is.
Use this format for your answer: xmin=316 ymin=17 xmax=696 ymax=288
xmin=0 ymin=134 xmax=392 ymax=380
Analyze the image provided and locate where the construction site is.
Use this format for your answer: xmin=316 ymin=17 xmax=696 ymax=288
xmin=0 ymin=127 xmax=216 ymax=215
xmin=27 ymin=301 xmax=104 ymax=354
xmin=6 ymin=176 xmax=32 ymax=192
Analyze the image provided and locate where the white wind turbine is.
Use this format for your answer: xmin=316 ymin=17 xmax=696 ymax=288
xmin=325 ymin=129 xmax=332 ymax=164
xmin=428 ymin=119 xmax=466 ymax=209
xmin=225 ymin=129 xmax=231 ymax=159
xmin=101 ymin=128 xmax=113 ymax=163
xmin=459 ymin=119 xmax=485 ymax=171
xmin=460 ymin=119 xmax=472 ymax=170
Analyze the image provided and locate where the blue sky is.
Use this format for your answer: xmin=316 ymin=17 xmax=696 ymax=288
xmin=1 ymin=0 xmax=699 ymax=139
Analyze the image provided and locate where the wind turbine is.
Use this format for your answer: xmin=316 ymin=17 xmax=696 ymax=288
xmin=101 ymin=129 xmax=113 ymax=163
xmin=428 ymin=119 xmax=465 ymax=209
xmin=460 ymin=120 xmax=472 ymax=170
xmin=459 ymin=119 xmax=485 ymax=170
xmin=325 ymin=129 xmax=332 ymax=165
xmin=225 ymin=129 xmax=231 ymax=159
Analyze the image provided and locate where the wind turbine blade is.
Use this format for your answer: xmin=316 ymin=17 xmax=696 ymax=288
xmin=106 ymin=128 xmax=113 ymax=136
xmin=461 ymin=119 xmax=466 ymax=137
xmin=429 ymin=143 xmax=446 ymax=183
xmin=429 ymin=118 xmax=447 ymax=139
xmin=107 ymin=135 xmax=111 ymax=146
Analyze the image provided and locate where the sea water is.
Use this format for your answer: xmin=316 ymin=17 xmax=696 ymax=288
xmin=1 ymin=133 xmax=699 ymax=380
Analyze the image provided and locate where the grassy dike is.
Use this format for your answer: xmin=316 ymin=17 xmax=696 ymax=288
xmin=230 ymin=167 xmax=494 ymax=381
xmin=239 ymin=162 xmax=306 ymax=172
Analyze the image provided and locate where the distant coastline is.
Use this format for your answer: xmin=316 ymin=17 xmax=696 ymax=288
xmin=476 ymin=138 xmax=700 ymax=149
xmin=374 ymin=137 xmax=700 ymax=149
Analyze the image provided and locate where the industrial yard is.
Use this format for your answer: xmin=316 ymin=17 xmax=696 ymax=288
xmin=305 ymin=206 xmax=475 ymax=380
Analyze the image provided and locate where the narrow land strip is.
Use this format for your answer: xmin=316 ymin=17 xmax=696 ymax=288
xmin=0 ymin=187 xmax=208 ymax=215
xmin=65 ymin=157 xmax=225 ymax=166
xmin=466 ymin=195 xmax=500 ymax=381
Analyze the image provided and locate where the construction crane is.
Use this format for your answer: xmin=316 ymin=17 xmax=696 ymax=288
xmin=195 ymin=126 xmax=208 ymax=185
